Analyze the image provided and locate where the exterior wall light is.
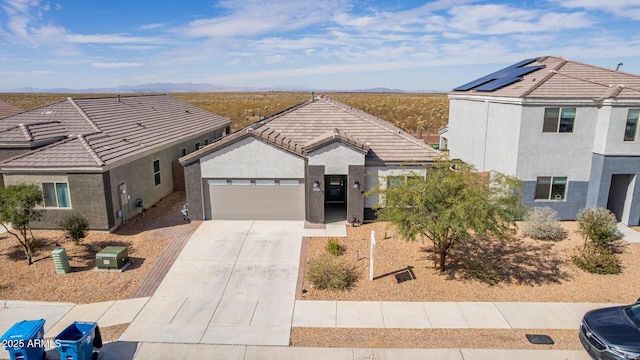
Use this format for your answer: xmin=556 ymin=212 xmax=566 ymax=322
xmin=353 ymin=181 xmax=360 ymax=189
xmin=313 ymin=181 xmax=320 ymax=189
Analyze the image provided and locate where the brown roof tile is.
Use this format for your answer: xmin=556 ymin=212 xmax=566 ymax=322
xmin=0 ymin=95 xmax=231 ymax=170
xmin=451 ymin=56 xmax=640 ymax=99
xmin=181 ymin=95 xmax=440 ymax=165
xmin=0 ymin=100 xmax=22 ymax=119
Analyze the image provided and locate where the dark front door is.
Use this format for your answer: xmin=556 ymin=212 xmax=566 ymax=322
xmin=325 ymin=175 xmax=346 ymax=204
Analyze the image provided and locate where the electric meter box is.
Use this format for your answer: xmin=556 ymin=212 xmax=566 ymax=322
xmin=96 ymin=246 xmax=128 ymax=270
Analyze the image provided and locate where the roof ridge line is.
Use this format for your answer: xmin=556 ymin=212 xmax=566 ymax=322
xmin=67 ymin=98 xmax=101 ymax=133
xmin=18 ymin=124 xmax=33 ymax=141
xmin=76 ymin=134 xmax=105 ymax=166
xmin=318 ymin=95 xmax=436 ymax=151
xmin=521 ymin=60 xmax=567 ymax=97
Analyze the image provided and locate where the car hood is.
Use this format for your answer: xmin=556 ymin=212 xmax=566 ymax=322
xmin=584 ymin=306 xmax=640 ymax=352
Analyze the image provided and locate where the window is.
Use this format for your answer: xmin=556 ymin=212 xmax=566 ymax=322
xmin=42 ymin=182 xmax=71 ymax=208
xmin=625 ymin=109 xmax=639 ymax=142
xmin=208 ymin=179 xmax=227 ymax=186
xmin=543 ymin=108 xmax=575 ymax=133
xmin=279 ymin=180 xmax=300 ymax=186
xmin=195 ymin=142 xmax=201 ymax=150
xmin=231 ymin=179 xmax=251 ymax=186
xmin=255 ymin=180 xmax=275 ymax=186
xmin=387 ymin=175 xmax=422 ymax=188
xmin=204 ymin=138 xmax=209 ymax=146
xmin=181 ymin=148 xmax=186 ymax=157
xmin=153 ymin=159 xmax=161 ymax=186
xmin=535 ymin=176 xmax=567 ymax=200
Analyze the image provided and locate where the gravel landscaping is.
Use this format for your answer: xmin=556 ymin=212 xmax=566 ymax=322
xmin=0 ymin=192 xmax=187 ymax=304
xmin=300 ymin=221 xmax=639 ymax=303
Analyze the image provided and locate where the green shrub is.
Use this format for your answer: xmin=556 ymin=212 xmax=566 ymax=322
xmin=572 ymin=245 xmax=622 ymax=275
xmin=325 ymin=237 xmax=345 ymax=256
xmin=58 ymin=213 xmax=90 ymax=243
xmin=461 ymin=254 xmax=501 ymax=285
xmin=576 ymin=207 xmax=620 ymax=247
xmin=306 ymin=254 xmax=358 ymax=290
xmin=521 ymin=207 xmax=564 ymax=240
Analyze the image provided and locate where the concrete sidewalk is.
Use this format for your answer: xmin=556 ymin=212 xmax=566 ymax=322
xmin=292 ymin=300 xmax=619 ymax=329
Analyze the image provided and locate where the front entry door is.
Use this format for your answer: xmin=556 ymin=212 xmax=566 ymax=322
xmin=325 ymin=175 xmax=346 ymax=204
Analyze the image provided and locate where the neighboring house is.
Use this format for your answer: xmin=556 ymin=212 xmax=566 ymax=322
xmin=0 ymin=100 xmax=23 ymax=119
xmin=442 ymin=56 xmax=640 ymax=226
xmin=0 ymin=94 xmax=230 ymax=230
xmin=180 ymin=95 xmax=441 ymax=223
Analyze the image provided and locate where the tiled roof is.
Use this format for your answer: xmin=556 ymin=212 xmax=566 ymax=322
xmin=0 ymin=100 xmax=22 ymax=119
xmin=451 ymin=56 xmax=640 ymax=99
xmin=181 ymin=95 xmax=440 ymax=165
xmin=0 ymin=95 xmax=230 ymax=170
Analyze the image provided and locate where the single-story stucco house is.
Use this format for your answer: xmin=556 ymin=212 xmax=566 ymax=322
xmin=0 ymin=94 xmax=231 ymax=230
xmin=179 ymin=95 xmax=441 ymax=223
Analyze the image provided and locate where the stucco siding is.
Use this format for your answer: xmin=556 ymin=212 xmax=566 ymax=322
xmin=522 ymin=180 xmax=588 ymax=221
xmin=308 ymin=143 xmax=365 ymax=174
xmin=2 ymin=173 xmax=109 ymax=229
xmin=364 ymin=165 xmax=427 ymax=209
xmin=598 ymin=106 xmax=640 ymax=156
xmin=517 ymin=106 xmax=597 ymax=182
xmin=447 ymin=98 xmax=489 ymax=170
xmin=200 ymin=137 xmax=305 ymax=179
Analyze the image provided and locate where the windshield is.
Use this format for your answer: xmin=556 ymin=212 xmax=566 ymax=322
xmin=626 ymin=304 xmax=640 ymax=327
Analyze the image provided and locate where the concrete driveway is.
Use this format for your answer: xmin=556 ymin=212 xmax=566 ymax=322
xmin=120 ymin=220 xmax=304 ymax=346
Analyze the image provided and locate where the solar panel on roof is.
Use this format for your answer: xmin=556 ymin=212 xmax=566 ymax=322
xmin=453 ymin=58 xmax=543 ymax=92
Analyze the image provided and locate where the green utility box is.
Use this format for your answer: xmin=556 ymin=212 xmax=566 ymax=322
xmin=95 ymin=246 xmax=128 ymax=270
xmin=53 ymin=247 xmax=71 ymax=274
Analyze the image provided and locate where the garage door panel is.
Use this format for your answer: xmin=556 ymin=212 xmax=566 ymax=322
xmin=209 ymin=182 xmax=305 ymax=220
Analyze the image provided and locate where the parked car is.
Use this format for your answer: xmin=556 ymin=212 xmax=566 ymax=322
xmin=580 ymin=299 xmax=640 ymax=360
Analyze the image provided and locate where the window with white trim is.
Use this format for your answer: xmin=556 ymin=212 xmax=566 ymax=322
xmin=535 ymin=176 xmax=567 ymax=201
xmin=543 ymin=108 xmax=575 ymax=133
xmin=255 ymin=180 xmax=275 ymax=186
xmin=624 ymin=109 xmax=639 ymax=142
xmin=153 ymin=159 xmax=161 ymax=186
xmin=279 ymin=180 xmax=300 ymax=186
xmin=42 ymin=182 xmax=71 ymax=208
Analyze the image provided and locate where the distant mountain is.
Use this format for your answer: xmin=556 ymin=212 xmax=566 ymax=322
xmin=6 ymin=83 xmax=406 ymax=94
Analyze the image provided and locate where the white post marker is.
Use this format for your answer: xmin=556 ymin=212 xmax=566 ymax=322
xmin=370 ymin=230 xmax=375 ymax=281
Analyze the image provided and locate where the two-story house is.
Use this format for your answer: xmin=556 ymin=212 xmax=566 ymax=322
xmin=441 ymin=56 xmax=640 ymax=226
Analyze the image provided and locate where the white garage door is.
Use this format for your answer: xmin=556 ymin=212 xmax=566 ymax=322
xmin=208 ymin=179 xmax=305 ymax=220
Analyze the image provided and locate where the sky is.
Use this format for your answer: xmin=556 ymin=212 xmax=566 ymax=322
xmin=1 ymin=0 xmax=640 ymax=92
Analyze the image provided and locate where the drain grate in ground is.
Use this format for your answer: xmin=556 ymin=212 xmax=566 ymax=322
xmin=526 ymin=334 xmax=554 ymax=345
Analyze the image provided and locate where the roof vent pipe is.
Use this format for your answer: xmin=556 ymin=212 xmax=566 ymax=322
xmin=117 ymin=94 xmax=121 ymax=103
xmin=311 ymin=92 xmax=314 ymax=101
xmin=616 ymin=62 xmax=623 ymax=71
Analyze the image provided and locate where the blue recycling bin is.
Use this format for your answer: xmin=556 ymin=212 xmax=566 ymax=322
xmin=0 ymin=319 xmax=46 ymax=360
xmin=54 ymin=322 xmax=99 ymax=360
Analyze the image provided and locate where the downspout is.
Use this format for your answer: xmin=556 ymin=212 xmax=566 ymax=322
xmin=482 ymin=100 xmax=490 ymax=171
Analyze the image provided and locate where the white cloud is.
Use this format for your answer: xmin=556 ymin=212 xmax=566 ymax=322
xmin=67 ymin=34 xmax=163 ymax=44
xmin=552 ymin=0 xmax=640 ymax=18
xmin=138 ymin=23 xmax=164 ymax=31
xmin=178 ymin=0 xmax=347 ymax=38
xmin=91 ymin=62 xmax=143 ymax=68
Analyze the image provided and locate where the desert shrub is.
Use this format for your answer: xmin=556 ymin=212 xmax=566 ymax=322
xmin=576 ymin=207 xmax=620 ymax=247
xmin=59 ymin=213 xmax=90 ymax=243
xmin=325 ymin=237 xmax=345 ymax=256
xmin=521 ymin=207 xmax=564 ymax=240
xmin=572 ymin=244 xmax=621 ymax=275
xmin=306 ymin=254 xmax=358 ymax=290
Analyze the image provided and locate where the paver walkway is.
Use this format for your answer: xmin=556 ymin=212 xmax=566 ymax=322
xmin=129 ymin=220 xmax=202 ymax=298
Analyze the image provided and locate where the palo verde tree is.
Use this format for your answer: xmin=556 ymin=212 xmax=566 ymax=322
xmin=0 ymin=184 xmax=44 ymax=265
xmin=370 ymin=158 xmax=524 ymax=273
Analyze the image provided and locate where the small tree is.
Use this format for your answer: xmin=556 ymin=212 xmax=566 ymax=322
xmin=59 ymin=213 xmax=90 ymax=243
xmin=576 ymin=207 xmax=619 ymax=248
xmin=0 ymin=184 xmax=44 ymax=265
xmin=369 ymin=158 xmax=524 ymax=273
